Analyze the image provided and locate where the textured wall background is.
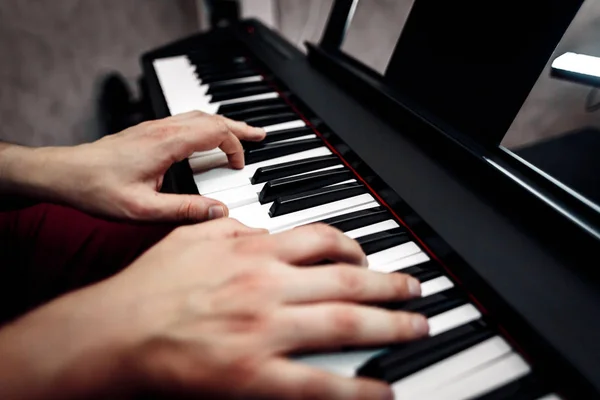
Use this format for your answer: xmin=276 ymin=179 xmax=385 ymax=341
xmin=0 ymin=0 xmax=197 ymax=146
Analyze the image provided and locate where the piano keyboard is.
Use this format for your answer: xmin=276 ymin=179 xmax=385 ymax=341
xmin=153 ymin=52 xmax=562 ymax=400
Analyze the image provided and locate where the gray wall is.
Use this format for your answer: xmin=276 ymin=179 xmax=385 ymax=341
xmin=0 ymin=0 xmax=198 ymax=146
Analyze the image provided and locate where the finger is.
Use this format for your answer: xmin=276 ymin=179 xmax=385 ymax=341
xmin=272 ymin=303 xmax=429 ymax=352
xmin=140 ymin=192 xmax=229 ymax=222
xmin=282 ymin=266 xmax=421 ymax=304
xmin=218 ymin=131 xmax=246 ymax=169
xmin=256 ymin=224 xmax=367 ymax=267
xmin=240 ymin=358 xmax=393 ymax=400
xmin=219 ymin=116 xmax=266 ymax=142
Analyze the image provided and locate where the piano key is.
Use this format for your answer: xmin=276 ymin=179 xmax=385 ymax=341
xmin=399 ymin=261 xmax=443 ymax=282
xmin=428 ymin=303 xmax=482 ymax=336
xmin=218 ymin=92 xmax=279 ymax=107
xmin=371 ymin=252 xmax=431 ymax=273
xmin=243 ymin=111 xmax=299 ymax=127
xmin=199 ymin=68 xmax=258 ymax=84
xmin=253 ymin=126 xmax=317 ymax=146
xmin=246 ymin=138 xmax=322 ymax=165
xmin=537 ymin=395 xmax=562 ymax=400
xmin=366 ymin=242 xmax=423 ymax=269
xmin=194 ymin=147 xmax=332 ymax=194
xmin=417 ymin=352 xmax=531 ymax=400
xmin=355 ymin=228 xmax=410 ymax=255
xmin=263 ymin=119 xmax=306 ymax=133
xmin=209 ymin=84 xmax=272 ymax=103
xmin=205 ymin=165 xmax=345 ymax=209
xmin=269 ymin=182 xmax=366 ymax=217
xmin=259 ymin=168 xmax=353 ymax=204
xmin=389 ymin=288 xmax=467 ymax=318
xmin=207 ymin=75 xmax=264 ymax=89
xmin=318 ymin=206 xmax=391 ymax=232
xmin=345 ymin=219 xmax=400 ymax=239
xmin=357 ymin=320 xmax=494 ymax=383
xmin=251 ymin=154 xmax=340 ymax=184
xmin=223 ymin=101 xmax=291 ymax=120
xmin=218 ymin=96 xmax=287 ymax=115
xmin=420 ymin=276 xmax=455 ymax=297
xmin=207 ymin=80 xmax=269 ymax=95
xmin=389 ymin=337 xmax=517 ymax=399
xmin=229 ymin=193 xmax=376 ymax=231
xmin=471 ymin=374 xmax=549 ymax=400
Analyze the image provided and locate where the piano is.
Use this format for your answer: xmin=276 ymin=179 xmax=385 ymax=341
xmin=139 ymin=1 xmax=600 ymax=398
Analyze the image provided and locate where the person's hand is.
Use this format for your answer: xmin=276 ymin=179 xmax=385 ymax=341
xmin=0 ymin=220 xmax=428 ymax=400
xmin=0 ymin=111 xmax=265 ymax=222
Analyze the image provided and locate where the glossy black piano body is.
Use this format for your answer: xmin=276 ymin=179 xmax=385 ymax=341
xmin=140 ymin=1 xmax=600 ymax=398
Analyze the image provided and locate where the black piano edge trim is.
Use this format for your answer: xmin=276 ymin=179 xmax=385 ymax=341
xmin=140 ymin=22 xmax=595 ymax=398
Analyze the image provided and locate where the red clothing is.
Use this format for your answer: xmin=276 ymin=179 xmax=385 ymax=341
xmin=0 ymin=199 xmax=175 ymax=324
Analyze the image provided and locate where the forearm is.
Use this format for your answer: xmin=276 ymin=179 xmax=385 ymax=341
xmin=0 ymin=143 xmax=79 ymax=203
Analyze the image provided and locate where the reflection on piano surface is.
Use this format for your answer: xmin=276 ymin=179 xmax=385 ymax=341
xmin=141 ymin=1 xmax=600 ymax=398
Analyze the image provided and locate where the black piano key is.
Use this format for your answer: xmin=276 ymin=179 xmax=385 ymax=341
xmin=245 ymin=138 xmax=322 ymax=165
xmin=357 ymin=320 xmax=493 ymax=383
xmin=243 ymin=127 xmax=317 ymax=150
xmin=222 ymin=102 xmax=290 ymax=120
xmin=315 ymin=206 xmax=391 ymax=232
xmin=259 ymin=169 xmax=353 ymax=204
xmin=195 ymin=62 xmax=251 ymax=77
xmin=243 ymin=112 xmax=299 ymax=127
xmin=207 ymin=81 xmax=270 ymax=96
xmin=269 ymin=182 xmax=366 ymax=217
xmin=399 ymin=261 xmax=443 ymax=282
xmin=200 ymin=69 xmax=258 ymax=84
xmin=388 ymin=288 xmax=467 ymax=317
xmin=356 ymin=228 xmax=410 ymax=255
xmin=251 ymin=155 xmax=340 ymax=184
xmin=210 ymin=85 xmax=272 ymax=103
xmin=472 ymin=375 xmax=548 ymax=400
xmin=219 ymin=97 xmax=285 ymax=115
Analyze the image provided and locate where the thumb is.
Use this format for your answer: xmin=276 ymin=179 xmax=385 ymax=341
xmin=145 ymin=193 xmax=229 ymax=222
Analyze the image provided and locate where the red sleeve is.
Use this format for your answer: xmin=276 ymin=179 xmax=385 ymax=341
xmin=0 ymin=200 xmax=175 ymax=324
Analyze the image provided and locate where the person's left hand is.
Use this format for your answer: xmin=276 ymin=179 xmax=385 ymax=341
xmin=23 ymin=111 xmax=266 ymax=222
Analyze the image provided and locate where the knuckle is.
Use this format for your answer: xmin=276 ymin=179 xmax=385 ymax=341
xmin=310 ymin=223 xmax=342 ymax=250
xmin=299 ymin=372 xmax=332 ymax=398
xmin=392 ymin=273 xmax=411 ymax=296
xmin=336 ymin=268 xmax=365 ymax=298
xmin=330 ymin=305 xmax=361 ymax=340
xmin=175 ymin=196 xmax=195 ymax=220
xmin=214 ymin=116 xmax=230 ymax=136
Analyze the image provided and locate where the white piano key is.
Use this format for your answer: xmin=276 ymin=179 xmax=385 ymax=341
xmin=372 ymin=252 xmax=431 ymax=273
xmin=188 ymin=152 xmax=229 ymax=172
xmin=427 ymin=304 xmax=482 ymax=337
xmin=207 ymin=75 xmax=263 ymax=86
xmin=294 ymin=349 xmax=386 ymax=378
xmin=229 ymin=193 xmax=376 ymax=231
xmin=345 ymin=219 xmax=400 ymax=239
xmin=194 ymin=147 xmax=332 ymax=193
xmin=420 ymin=276 xmax=455 ymax=297
xmin=367 ymin=242 xmax=422 ymax=269
xmin=419 ymin=353 xmax=531 ymax=400
xmin=205 ymin=183 xmax=264 ymax=209
xmin=271 ymin=202 xmax=380 ymax=233
xmin=264 ymin=119 xmax=306 ymax=133
xmin=218 ymin=92 xmax=279 ymax=106
xmin=537 ymin=395 xmax=562 ymax=400
xmin=391 ymin=336 xmax=513 ymax=398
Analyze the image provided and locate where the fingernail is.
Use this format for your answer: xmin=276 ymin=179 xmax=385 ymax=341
xmin=407 ymin=277 xmax=422 ymax=297
xmin=252 ymin=127 xmax=266 ymax=137
xmin=208 ymin=205 xmax=225 ymax=220
xmin=411 ymin=315 xmax=430 ymax=336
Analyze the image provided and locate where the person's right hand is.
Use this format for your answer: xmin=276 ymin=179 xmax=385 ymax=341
xmin=0 ymin=219 xmax=428 ymax=400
